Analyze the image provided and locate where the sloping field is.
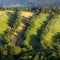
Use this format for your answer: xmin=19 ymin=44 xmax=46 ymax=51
xmin=24 ymin=13 xmax=50 ymax=49
xmin=41 ymin=14 xmax=60 ymax=49
xmin=0 ymin=11 xmax=9 ymax=34
xmin=0 ymin=10 xmax=14 ymax=35
xmin=21 ymin=11 xmax=33 ymax=18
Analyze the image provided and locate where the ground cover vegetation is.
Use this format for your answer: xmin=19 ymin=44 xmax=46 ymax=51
xmin=0 ymin=7 xmax=60 ymax=60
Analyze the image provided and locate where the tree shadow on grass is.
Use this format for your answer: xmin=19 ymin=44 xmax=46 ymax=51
xmin=7 ymin=11 xmax=17 ymax=28
xmin=52 ymin=32 xmax=60 ymax=43
xmin=52 ymin=32 xmax=60 ymax=50
xmin=29 ymin=34 xmax=40 ymax=49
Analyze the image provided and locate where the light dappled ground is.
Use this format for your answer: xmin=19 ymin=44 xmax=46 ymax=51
xmin=11 ymin=11 xmax=33 ymax=43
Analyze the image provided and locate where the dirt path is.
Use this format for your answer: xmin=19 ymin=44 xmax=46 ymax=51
xmin=11 ymin=11 xmax=33 ymax=44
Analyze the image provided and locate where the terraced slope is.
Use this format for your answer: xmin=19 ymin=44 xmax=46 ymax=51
xmin=41 ymin=14 xmax=60 ymax=49
xmin=23 ymin=13 xmax=52 ymax=49
xmin=0 ymin=11 xmax=9 ymax=34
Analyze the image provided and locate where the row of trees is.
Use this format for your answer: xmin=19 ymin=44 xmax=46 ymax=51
xmin=0 ymin=7 xmax=60 ymax=14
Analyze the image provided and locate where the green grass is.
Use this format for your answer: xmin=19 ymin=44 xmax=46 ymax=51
xmin=0 ymin=10 xmax=14 ymax=35
xmin=29 ymin=13 xmax=49 ymax=35
xmin=0 ymin=11 xmax=9 ymax=34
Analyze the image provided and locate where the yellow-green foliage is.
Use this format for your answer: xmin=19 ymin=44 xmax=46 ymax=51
xmin=41 ymin=14 xmax=60 ymax=49
xmin=24 ymin=13 xmax=49 ymax=49
xmin=0 ymin=12 xmax=9 ymax=34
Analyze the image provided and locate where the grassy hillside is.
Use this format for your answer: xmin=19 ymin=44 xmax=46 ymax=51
xmin=41 ymin=14 xmax=60 ymax=49
xmin=0 ymin=11 xmax=9 ymax=34
xmin=0 ymin=7 xmax=60 ymax=60
xmin=24 ymin=13 xmax=50 ymax=49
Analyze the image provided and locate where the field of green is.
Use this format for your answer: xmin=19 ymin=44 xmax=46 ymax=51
xmin=0 ymin=10 xmax=14 ymax=34
xmin=0 ymin=12 xmax=9 ymax=34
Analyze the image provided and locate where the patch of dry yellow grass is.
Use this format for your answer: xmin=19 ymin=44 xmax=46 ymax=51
xmin=21 ymin=11 xmax=33 ymax=18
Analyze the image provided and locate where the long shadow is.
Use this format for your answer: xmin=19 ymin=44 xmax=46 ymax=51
xmin=7 ymin=11 xmax=18 ymax=28
xmin=29 ymin=14 xmax=54 ymax=49
xmin=52 ymin=32 xmax=60 ymax=50
xmin=52 ymin=32 xmax=60 ymax=43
